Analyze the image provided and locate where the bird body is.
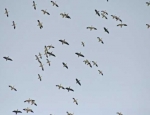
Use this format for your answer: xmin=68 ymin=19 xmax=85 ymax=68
xmin=47 ymin=59 xmax=51 ymax=66
xmin=101 ymin=13 xmax=107 ymax=19
xmin=37 ymin=20 xmax=43 ymax=29
xmin=38 ymin=53 xmax=42 ymax=59
xmin=3 ymin=56 xmax=13 ymax=61
xmin=62 ymin=62 xmax=68 ymax=69
xmin=59 ymin=39 xmax=69 ymax=45
xmin=76 ymin=78 xmax=81 ymax=86
xmin=117 ymin=112 xmax=123 ymax=115
xmin=39 ymin=63 xmax=44 ymax=71
xmin=104 ymin=27 xmax=109 ymax=34
xmin=38 ymin=74 xmax=42 ymax=81
xmin=33 ymin=1 xmax=37 ymax=10
xmin=146 ymin=24 xmax=150 ymax=28
xmin=87 ymin=26 xmax=97 ymax=31
xmin=5 ymin=8 xmax=9 ymax=17
xmin=101 ymin=10 xmax=108 ymax=15
xmin=73 ymin=98 xmax=78 ymax=105
xmin=66 ymin=87 xmax=74 ymax=92
xmin=9 ymin=85 xmax=17 ymax=91
xmin=98 ymin=70 xmax=103 ymax=75
xmin=51 ymin=1 xmax=59 ymax=7
xmin=146 ymin=1 xmax=150 ymax=6
xmin=92 ymin=61 xmax=98 ymax=67
xmin=23 ymin=107 xmax=34 ymax=113
xmin=12 ymin=21 xmax=16 ymax=29
xmin=95 ymin=9 xmax=100 ymax=16
xmin=83 ymin=59 xmax=89 ymax=64
xmin=97 ymin=37 xmax=104 ymax=44
xmin=47 ymin=51 xmax=56 ymax=57
xmin=13 ymin=109 xmax=22 ymax=114
xmin=41 ymin=10 xmax=50 ymax=15
xmin=56 ymin=84 xmax=65 ymax=89
xmin=35 ymin=55 xmax=41 ymax=63
xmin=81 ymin=42 xmax=85 ymax=47
xmin=117 ymin=23 xmax=127 ymax=28
xmin=75 ymin=52 xmax=84 ymax=57
xmin=47 ymin=45 xmax=54 ymax=49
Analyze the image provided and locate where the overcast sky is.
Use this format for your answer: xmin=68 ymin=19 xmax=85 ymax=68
xmin=0 ymin=0 xmax=150 ymax=115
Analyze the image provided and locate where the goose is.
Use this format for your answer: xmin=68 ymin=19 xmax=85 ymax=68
xmin=13 ymin=109 xmax=22 ymax=114
xmin=98 ymin=70 xmax=103 ymax=75
xmin=65 ymin=13 xmax=71 ymax=19
xmin=115 ymin=16 xmax=122 ymax=22
xmin=62 ymin=62 xmax=68 ymax=69
xmin=73 ymin=98 xmax=78 ymax=105
xmin=117 ymin=112 xmax=123 ymax=115
xmin=97 ymin=37 xmax=104 ymax=44
xmin=23 ymin=107 xmax=34 ymax=113
xmin=146 ymin=1 xmax=150 ymax=6
xmin=38 ymin=74 xmax=42 ymax=81
xmin=101 ymin=13 xmax=107 ymax=19
xmin=39 ymin=63 xmax=44 ymax=71
xmin=12 ymin=21 xmax=16 ymax=29
xmin=35 ymin=55 xmax=41 ymax=63
xmin=83 ymin=59 xmax=89 ymax=64
xmin=75 ymin=52 xmax=84 ymax=57
xmin=66 ymin=87 xmax=74 ymax=92
xmin=33 ymin=1 xmax=36 ymax=10
xmin=66 ymin=112 xmax=72 ymax=115
xmin=92 ymin=61 xmax=98 ymax=67
xmin=9 ymin=85 xmax=17 ymax=91
xmin=24 ymin=98 xmax=32 ymax=103
xmin=104 ymin=27 xmax=109 ymax=34
xmin=146 ymin=24 xmax=150 ymax=28
xmin=60 ymin=13 xmax=66 ymax=18
xmin=41 ymin=10 xmax=50 ymax=15
xmin=47 ymin=51 xmax=56 ymax=57
xmin=51 ymin=1 xmax=59 ymax=7
xmin=38 ymin=53 xmax=42 ymax=59
xmin=44 ymin=51 xmax=48 ymax=58
xmin=3 ymin=56 xmax=13 ymax=61
xmin=37 ymin=20 xmax=43 ymax=29
xmin=56 ymin=84 xmax=65 ymax=89
xmin=101 ymin=10 xmax=108 ymax=15
xmin=81 ymin=42 xmax=85 ymax=47
xmin=47 ymin=59 xmax=51 ymax=66
xmin=47 ymin=45 xmax=54 ymax=49
xmin=117 ymin=23 xmax=127 ymax=28
xmin=76 ymin=78 xmax=81 ymax=86
xmin=87 ymin=61 xmax=92 ymax=68
xmin=5 ymin=8 xmax=9 ymax=17
xmin=45 ymin=46 xmax=49 ymax=52
xmin=87 ymin=26 xmax=97 ymax=31
xmin=95 ymin=9 xmax=100 ymax=16
xmin=31 ymin=100 xmax=37 ymax=106
xmin=59 ymin=39 xmax=69 ymax=45
xmin=111 ymin=15 xmax=118 ymax=19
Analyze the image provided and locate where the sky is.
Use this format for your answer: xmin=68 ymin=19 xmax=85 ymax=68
xmin=0 ymin=0 xmax=150 ymax=115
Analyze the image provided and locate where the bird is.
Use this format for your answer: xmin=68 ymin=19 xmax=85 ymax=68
xmin=12 ymin=21 xmax=16 ymax=29
xmin=92 ymin=61 xmax=98 ymax=67
xmin=47 ymin=59 xmax=51 ymax=66
xmin=59 ymin=39 xmax=69 ymax=45
xmin=146 ymin=1 xmax=150 ymax=6
xmin=37 ymin=20 xmax=43 ymax=29
xmin=60 ymin=13 xmax=67 ymax=18
xmin=146 ymin=24 xmax=150 ymax=28
xmin=66 ymin=87 xmax=74 ymax=92
xmin=101 ymin=13 xmax=107 ymax=19
xmin=23 ymin=107 xmax=34 ymax=113
xmin=97 ymin=37 xmax=104 ymax=44
xmin=38 ymin=53 xmax=42 ymax=59
xmin=44 ymin=46 xmax=49 ymax=52
xmin=101 ymin=10 xmax=108 ymax=15
xmin=38 ymin=74 xmax=42 ymax=81
xmin=24 ymin=98 xmax=32 ymax=103
xmin=117 ymin=112 xmax=123 ymax=115
xmin=83 ymin=59 xmax=89 ymax=64
xmin=66 ymin=111 xmax=73 ymax=115
xmin=56 ymin=84 xmax=65 ymax=89
xmin=111 ymin=15 xmax=118 ymax=19
xmin=104 ymin=27 xmax=109 ymax=34
xmin=33 ymin=1 xmax=37 ymax=10
xmin=65 ymin=13 xmax=71 ymax=19
xmin=35 ymin=55 xmax=41 ymax=63
xmin=13 ymin=109 xmax=22 ymax=114
xmin=31 ymin=100 xmax=37 ymax=106
xmin=62 ymin=62 xmax=68 ymax=69
xmin=9 ymin=85 xmax=17 ymax=91
xmin=76 ymin=78 xmax=81 ymax=86
xmin=98 ymin=70 xmax=103 ymax=75
xmin=87 ymin=26 xmax=97 ymax=31
xmin=115 ymin=16 xmax=122 ymax=22
xmin=75 ymin=52 xmax=84 ymax=57
xmin=47 ymin=45 xmax=54 ymax=49
xmin=41 ymin=10 xmax=50 ymax=15
xmin=47 ymin=51 xmax=56 ymax=57
xmin=5 ymin=8 xmax=9 ymax=17
xmin=73 ymin=98 xmax=78 ymax=105
xmin=39 ymin=63 xmax=44 ymax=71
xmin=51 ymin=1 xmax=59 ymax=7
xmin=95 ymin=9 xmax=100 ymax=16
xmin=81 ymin=42 xmax=85 ymax=47
xmin=44 ymin=51 xmax=48 ymax=58
xmin=3 ymin=56 xmax=13 ymax=61
xmin=87 ymin=61 xmax=92 ymax=68
xmin=117 ymin=23 xmax=127 ymax=28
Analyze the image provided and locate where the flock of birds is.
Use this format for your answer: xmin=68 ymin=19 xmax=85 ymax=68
xmin=2 ymin=0 xmax=150 ymax=115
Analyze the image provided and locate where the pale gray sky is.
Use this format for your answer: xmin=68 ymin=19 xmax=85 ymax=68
xmin=0 ymin=0 xmax=150 ymax=115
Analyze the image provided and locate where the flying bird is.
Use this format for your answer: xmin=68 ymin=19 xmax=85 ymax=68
xmin=66 ymin=87 xmax=74 ymax=92
xmin=111 ymin=15 xmax=118 ymax=19
xmin=3 ymin=56 xmax=13 ymax=61
xmin=92 ymin=61 xmax=98 ymax=67
xmin=66 ymin=111 xmax=73 ymax=115
xmin=81 ymin=42 xmax=85 ymax=47
xmin=56 ymin=84 xmax=65 ymax=89
xmin=62 ymin=62 xmax=68 ymax=69
xmin=75 ymin=52 xmax=84 ymax=57
xmin=115 ymin=16 xmax=122 ymax=22
xmin=60 ymin=13 xmax=67 ymax=18
xmin=41 ymin=10 xmax=50 ymax=15
xmin=9 ymin=85 xmax=17 ymax=91
xmin=33 ymin=1 xmax=37 ymax=10
xmin=37 ymin=20 xmax=43 ymax=29
xmin=104 ymin=27 xmax=109 ymax=34
xmin=39 ymin=63 xmax=44 ymax=71
xmin=117 ymin=23 xmax=127 ymax=28
xmin=117 ymin=112 xmax=123 ymax=115
xmin=24 ymin=98 xmax=32 ymax=103
xmin=5 ymin=8 xmax=9 ymax=17
xmin=101 ymin=10 xmax=108 ymax=15
xmin=51 ymin=1 xmax=59 ymax=7
xmin=44 ymin=51 xmax=48 ymax=58
xmin=76 ymin=78 xmax=81 ymax=86
xmin=95 ymin=9 xmax=100 ymax=16
xmin=38 ymin=53 xmax=42 ymax=59
xmin=146 ymin=24 xmax=150 ymax=28
xmin=38 ymin=74 xmax=42 ymax=81
xmin=65 ymin=14 xmax=71 ymax=19
xmin=23 ymin=107 xmax=34 ymax=113
xmin=59 ymin=39 xmax=69 ymax=45
xmin=101 ymin=13 xmax=107 ymax=19
xmin=47 ymin=45 xmax=55 ymax=49
xmin=35 ymin=55 xmax=41 ymax=63
xmin=83 ymin=59 xmax=89 ymax=64
xmin=13 ymin=109 xmax=22 ymax=115
xmin=47 ymin=51 xmax=56 ymax=57
xmin=98 ymin=70 xmax=103 ymax=76
xmin=12 ymin=21 xmax=16 ymax=29
xmin=73 ymin=98 xmax=78 ymax=105
xmin=97 ymin=37 xmax=104 ymax=44
xmin=146 ymin=1 xmax=150 ymax=6
xmin=31 ymin=100 xmax=37 ymax=106
xmin=87 ymin=61 xmax=92 ymax=68
xmin=87 ymin=26 xmax=97 ymax=31
xmin=47 ymin=59 xmax=51 ymax=66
